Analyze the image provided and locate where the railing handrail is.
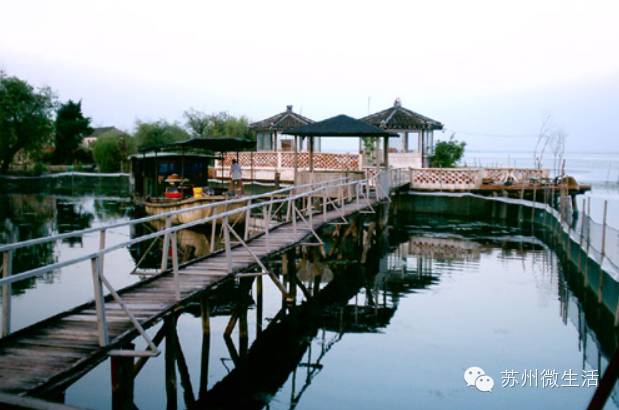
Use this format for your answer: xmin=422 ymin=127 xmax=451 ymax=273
xmin=0 ymin=176 xmax=370 ymax=287
xmin=0 ymin=176 xmax=348 ymax=254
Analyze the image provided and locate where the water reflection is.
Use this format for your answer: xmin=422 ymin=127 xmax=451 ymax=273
xmin=61 ymin=210 xmax=619 ymax=410
xmin=2 ymin=187 xmax=618 ymax=409
xmin=0 ymin=193 xmax=132 ymax=296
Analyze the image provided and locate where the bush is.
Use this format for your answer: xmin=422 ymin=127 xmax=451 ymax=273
xmin=32 ymin=161 xmax=48 ymax=175
xmin=92 ymin=130 xmax=136 ymax=172
xmin=73 ymin=146 xmax=94 ymax=164
xmin=430 ymin=136 xmax=466 ymax=168
xmin=134 ymin=120 xmax=189 ymax=151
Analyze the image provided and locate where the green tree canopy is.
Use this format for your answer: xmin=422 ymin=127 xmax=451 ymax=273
xmin=430 ymin=136 xmax=466 ymax=168
xmin=53 ymin=99 xmax=92 ymax=164
xmin=134 ymin=120 xmax=190 ymax=150
xmin=184 ymin=110 xmax=254 ymax=140
xmin=92 ymin=130 xmax=136 ymax=172
xmin=0 ymin=72 xmax=55 ymax=173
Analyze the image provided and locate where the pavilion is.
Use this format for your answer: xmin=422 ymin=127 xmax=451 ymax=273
xmin=250 ymin=105 xmax=316 ymax=152
xmin=284 ymin=114 xmax=397 ymax=182
xmin=360 ymin=99 xmax=443 ymax=167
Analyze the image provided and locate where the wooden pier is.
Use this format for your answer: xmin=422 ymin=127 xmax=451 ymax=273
xmin=0 ymin=173 xmax=405 ymax=401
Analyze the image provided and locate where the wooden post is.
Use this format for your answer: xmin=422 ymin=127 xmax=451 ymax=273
xmin=250 ymin=151 xmax=254 ymax=196
xmin=161 ymin=216 xmax=172 ymax=272
xmin=91 ymin=229 xmax=109 ymax=346
xmin=244 ymin=199 xmax=252 ymax=241
xmin=90 ymin=256 xmax=108 ymax=346
xmin=256 ymin=275 xmax=263 ymax=336
xmin=580 ymin=198 xmax=587 ymax=247
xmin=293 ymin=135 xmax=299 ymax=184
xmin=420 ymin=130 xmax=425 ymax=167
xmin=239 ymin=299 xmax=248 ymax=356
xmin=199 ymin=296 xmax=210 ymax=401
xmin=1 ymin=251 xmax=12 ymax=338
xmin=171 ymin=231 xmax=180 ymax=301
xmin=383 ymin=136 xmax=389 ymax=168
xmin=99 ymin=229 xmax=107 ymax=270
xmin=322 ymin=188 xmax=327 ymax=220
xmin=292 ymin=200 xmax=297 ymax=235
xmin=263 ymin=205 xmax=270 ymax=251
xmin=165 ymin=318 xmax=178 ymax=410
xmin=601 ymin=200 xmax=608 ymax=258
xmin=223 ymin=218 xmax=232 ymax=273
xmin=209 ymin=218 xmax=216 ymax=253
xmin=309 ymin=136 xmax=314 ymax=172
xmin=111 ymin=344 xmax=135 ymax=410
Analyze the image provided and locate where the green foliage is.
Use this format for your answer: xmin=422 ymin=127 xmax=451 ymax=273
xmin=184 ymin=109 xmax=254 ymax=140
xmin=0 ymin=72 xmax=56 ymax=173
xmin=32 ymin=161 xmax=48 ymax=175
xmin=134 ymin=120 xmax=190 ymax=150
xmin=430 ymin=136 xmax=466 ymax=168
xmin=92 ymin=130 xmax=136 ymax=172
xmin=53 ymin=100 xmax=92 ymax=164
xmin=74 ymin=145 xmax=94 ymax=164
xmin=361 ymin=137 xmax=376 ymax=165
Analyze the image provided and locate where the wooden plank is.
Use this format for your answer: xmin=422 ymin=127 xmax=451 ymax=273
xmin=0 ymin=197 xmax=377 ymax=396
xmin=0 ymin=392 xmax=84 ymax=410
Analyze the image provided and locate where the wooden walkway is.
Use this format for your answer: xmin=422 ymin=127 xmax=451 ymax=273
xmin=0 ymin=200 xmax=372 ymax=397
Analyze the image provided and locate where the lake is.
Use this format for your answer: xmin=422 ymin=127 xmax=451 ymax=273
xmin=0 ymin=176 xmax=617 ymax=409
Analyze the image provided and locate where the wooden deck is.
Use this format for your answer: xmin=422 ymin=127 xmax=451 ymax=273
xmin=0 ymin=200 xmax=373 ymax=397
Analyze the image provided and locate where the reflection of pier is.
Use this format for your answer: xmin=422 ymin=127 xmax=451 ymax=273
xmin=101 ymin=212 xmax=397 ymax=410
xmin=0 ymin=174 xmax=409 ymax=405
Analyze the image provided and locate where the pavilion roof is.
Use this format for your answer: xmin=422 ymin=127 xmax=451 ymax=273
xmin=140 ymin=136 xmax=255 ymax=153
xmin=283 ymin=114 xmax=397 ymax=137
xmin=360 ymin=99 xmax=443 ymax=131
xmin=250 ymin=105 xmax=314 ymax=132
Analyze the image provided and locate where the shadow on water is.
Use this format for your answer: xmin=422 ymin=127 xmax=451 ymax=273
xmin=0 ymin=192 xmax=133 ymax=296
xmin=62 ymin=199 xmax=619 ymax=409
xmin=2 ymin=181 xmax=619 ymax=409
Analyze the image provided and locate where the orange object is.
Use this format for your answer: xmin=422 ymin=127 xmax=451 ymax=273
xmin=164 ymin=191 xmax=182 ymax=199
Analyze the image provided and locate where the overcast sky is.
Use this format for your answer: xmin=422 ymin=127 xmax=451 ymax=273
xmin=1 ymin=0 xmax=618 ymax=153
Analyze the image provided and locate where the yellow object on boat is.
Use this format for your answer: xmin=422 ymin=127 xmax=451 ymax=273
xmin=192 ymin=187 xmax=203 ymax=198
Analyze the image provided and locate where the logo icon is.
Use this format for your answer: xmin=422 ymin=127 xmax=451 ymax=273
xmin=464 ymin=366 xmax=494 ymax=392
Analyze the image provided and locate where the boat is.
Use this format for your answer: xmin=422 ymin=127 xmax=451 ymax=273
xmin=129 ymin=140 xmax=255 ymax=226
xmin=144 ymin=194 xmax=246 ymax=225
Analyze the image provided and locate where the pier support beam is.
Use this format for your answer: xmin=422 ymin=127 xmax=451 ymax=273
xmin=199 ymin=296 xmax=210 ymax=401
xmin=111 ymin=344 xmax=135 ymax=410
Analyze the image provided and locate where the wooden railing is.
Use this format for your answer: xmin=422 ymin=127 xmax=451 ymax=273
xmin=0 ymin=174 xmax=384 ymax=355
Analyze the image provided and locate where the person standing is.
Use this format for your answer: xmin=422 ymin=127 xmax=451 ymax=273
xmin=230 ymin=159 xmax=244 ymax=195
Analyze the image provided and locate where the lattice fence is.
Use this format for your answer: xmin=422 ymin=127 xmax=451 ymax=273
xmin=410 ymin=168 xmax=482 ymax=190
xmin=222 ymin=152 xmax=360 ymax=170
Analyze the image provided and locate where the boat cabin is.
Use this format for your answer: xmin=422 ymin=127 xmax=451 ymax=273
xmin=130 ymin=152 xmax=214 ymax=198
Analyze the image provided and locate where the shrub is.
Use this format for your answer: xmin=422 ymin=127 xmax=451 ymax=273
xmin=92 ymin=130 xmax=135 ymax=172
xmin=430 ymin=136 xmax=466 ymax=168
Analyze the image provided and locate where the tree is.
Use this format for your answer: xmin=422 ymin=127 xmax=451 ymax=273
xmin=184 ymin=109 xmax=254 ymax=140
xmin=134 ymin=120 xmax=189 ymax=150
xmin=430 ymin=135 xmax=466 ymax=168
xmin=92 ymin=130 xmax=136 ymax=172
xmin=53 ymin=100 xmax=92 ymax=164
xmin=0 ymin=72 xmax=55 ymax=173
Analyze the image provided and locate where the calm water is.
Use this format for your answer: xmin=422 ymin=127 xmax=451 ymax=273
xmin=0 ymin=178 xmax=618 ymax=409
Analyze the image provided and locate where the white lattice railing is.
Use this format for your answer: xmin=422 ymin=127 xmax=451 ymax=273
xmin=410 ymin=168 xmax=482 ymax=190
xmin=409 ymin=167 xmax=548 ymax=190
xmin=219 ymin=152 xmax=361 ymax=171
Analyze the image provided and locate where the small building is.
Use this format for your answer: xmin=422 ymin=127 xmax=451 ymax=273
xmin=250 ymin=105 xmax=318 ymax=152
xmin=360 ymin=99 xmax=443 ymax=167
xmin=82 ymin=126 xmax=122 ymax=148
xmin=130 ymin=152 xmax=212 ymax=198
